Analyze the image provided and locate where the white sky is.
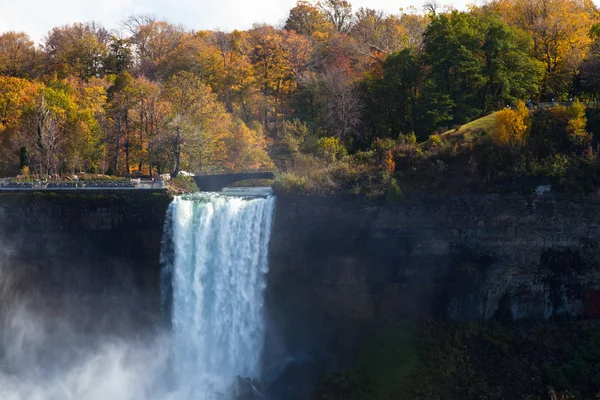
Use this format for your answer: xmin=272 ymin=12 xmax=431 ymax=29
xmin=0 ymin=0 xmax=475 ymax=45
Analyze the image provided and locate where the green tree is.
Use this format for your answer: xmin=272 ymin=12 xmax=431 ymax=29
xmin=420 ymin=11 xmax=542 ymax=132
xmin=363 ymin=49 xmax=422 ymax=139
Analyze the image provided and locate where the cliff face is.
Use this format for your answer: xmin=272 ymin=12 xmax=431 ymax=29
xmin=0 ymin=192 xmax=171 ymax=330
xmin=3 ymin=191 xmax=600 ymax=397
xmin=264 ymin=193 xmax=600 ymax=397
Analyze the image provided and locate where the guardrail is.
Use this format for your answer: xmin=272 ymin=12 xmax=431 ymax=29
xmin=0 ymin=180 xmax=166 ymax=191
xmin=534 ymin=101 xmax=600 ymax=109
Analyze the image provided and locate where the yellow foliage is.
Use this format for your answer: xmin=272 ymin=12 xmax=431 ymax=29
xmin=490 ymin=0 xmax=598 ymax=91
xmin=566 ymin=100 xmax=591 ymax=147
xmin=492 ymin=101 xmax=531 ymax=154
xmin=0 ymin=76 xmax=41 ymax=132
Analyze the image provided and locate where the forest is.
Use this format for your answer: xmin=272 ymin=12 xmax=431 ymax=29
xmin=1 ymin=0 xmax=600 ymax=195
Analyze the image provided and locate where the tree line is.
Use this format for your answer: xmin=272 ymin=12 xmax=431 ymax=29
xmin=0 ymin=0 xmax=598 ymax=178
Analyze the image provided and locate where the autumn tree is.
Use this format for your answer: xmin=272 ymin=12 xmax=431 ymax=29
xmin=322 ymin=68 xmax=362 ymax=140
xmin=43 ymin=22 xmax=110 ymax=79
xmin=124 ymin=15 xmax=185 ymax=79
xmin=156 ymin=32 xmax=223 ymax=87
xmin=222 ymin=120 xmax=275 ymax=172
xmin=566 ymin=100 xmax=591 ymax=147
xmin=318 ymin=0 xmax=354 ymax=33
xmin=248 ymin=25 xmax=291 ymax=132
xmin=350 ymin=8 xmax=408 ymax=62
xmin=106 ymin=71 xmax=139 ymax=174
xmin=0 ymin=77 xmax=41 ymax=173
xmin=161 ymin=71 xmax=223 ymax=176
xmin=580 ymin=24 xmax=600 ymax=97
xmin=399 ymin=7 xmax=430 ymax=49
xmin=282 ymin=30 xmax=313 ymax=78
xmin=0 ymin=32 xmax=40 ymax=78
xmin=492 ymin=100 xmax=531 ymax=155
xmin=490 ymin=0 xmax=598 ymax=98
xmin=285 ymin=0 xmax=333 ymax=36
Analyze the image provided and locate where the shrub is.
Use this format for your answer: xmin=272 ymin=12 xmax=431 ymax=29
xmin=491 ymin=100 xmax=531 ymax=155
xmin=273 ymin=172 xmax=309 ymax=193
xmin=386 ymin=178 xmax=404 ymax=203
xmin=383 ymin=150 xmax=395 ymax=176
xmin=566 ymin=101 xmax=591 ymax=148
xmin=276 ymin=119 xmax=310 ymax=157
xmin=316 ymin=137 xmax=348 ymax=161
xmin=168 ymin=175 xmax=199 ymax=193
xmin=530 ymin=106 xmax=570 ymax=156
xmin=428 ymin=134 xmax=443 ymax=147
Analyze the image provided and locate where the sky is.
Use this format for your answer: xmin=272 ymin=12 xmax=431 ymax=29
xmin=0 ymin=0 xmax=473 ymax=44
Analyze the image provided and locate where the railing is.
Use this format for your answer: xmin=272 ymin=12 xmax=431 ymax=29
xmin=0 ymin=179 xmax=166 ymax=191
xmin=534 ymin=101 xmax=600 ymax=109
xmin=194 ymin=170 xmax=276 ymax=176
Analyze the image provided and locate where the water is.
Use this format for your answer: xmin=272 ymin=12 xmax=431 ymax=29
xmin=164 ymin=189 xmax=276 ymax=396
xmin=0 ymin=188 xmax=276 ymax=400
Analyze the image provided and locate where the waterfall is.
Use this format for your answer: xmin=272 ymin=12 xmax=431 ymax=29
xmin=0 ymin=189 xmax=275 ymax=400
xmin=162 ymin=190 xmax=276 ymax=396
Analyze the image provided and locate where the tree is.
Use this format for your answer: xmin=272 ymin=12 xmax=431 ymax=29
xmin=104 ymin=35 xmax=133 ymax=75
xmin=155 ymin=32 xmax=223 ymax=87
xmin=43 ymin=22 xmax=109 ymax=79
xmin=0 ymin=77 xmax=41 ymax=174
xmin=399 ymin=7 xmax=430 ymax=49
xmin=284 ymin=0 xmax=333 ymax=36
xmin=161 ymin=71 xmax=222 ymax=177
xmin=566 ymin=100 xmax=591 ymax=147
xmin=318 ymin=0 xmax=354 ymax=33
xmin=580 ymin=24 xmax=600 ymax=97
xmin=322 ymin=68 xmax=362 ymax=140
xmin=492 ymin=100 xmax=531 ymax=155
xmin=350 ymin=8 xmax=408 ymax=61
xmin=421 ymin=12 xmax=486 ymax=126
xmin=0 ymin=77 xmax=40 ymax=132
xmin=248 ymin=25 xmax=292 ymax=132
xmin=363 ymin=49 xmax=422 ymax=139
xmin=420 ymin=11 xmax=542 ymax=131
xmin=479 ymin=17 xmax=543 ymax=112
xmin=282 ymin=30 xmax=313 ymax=78
xmin=222 ymin=120 xmax=275 ymax=172
xmin=490 ymin=0 xmax=598 ymax=98
xmin=0 ymin=32 xmax=40 ymax=78
xmin=106 ymin=72 xmax=138 ymax=174
xmin=123 ymin=15 xmax=185 ymax=79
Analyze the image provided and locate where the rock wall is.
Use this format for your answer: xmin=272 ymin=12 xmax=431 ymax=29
xmin=264 ymin=192 xmax=600 ymax=398
xmin=0 ymin=191 xmax=171 ymax=328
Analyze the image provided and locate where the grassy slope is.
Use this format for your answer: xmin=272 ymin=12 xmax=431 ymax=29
xmin=439 ymin=112 xmax=498 ymax=146
xmin=400 ymin=112 xmax=499 ymax=194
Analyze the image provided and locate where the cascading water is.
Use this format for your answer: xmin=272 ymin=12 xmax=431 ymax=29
xmin=162 ymin=188 xmax=276 ymax=397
